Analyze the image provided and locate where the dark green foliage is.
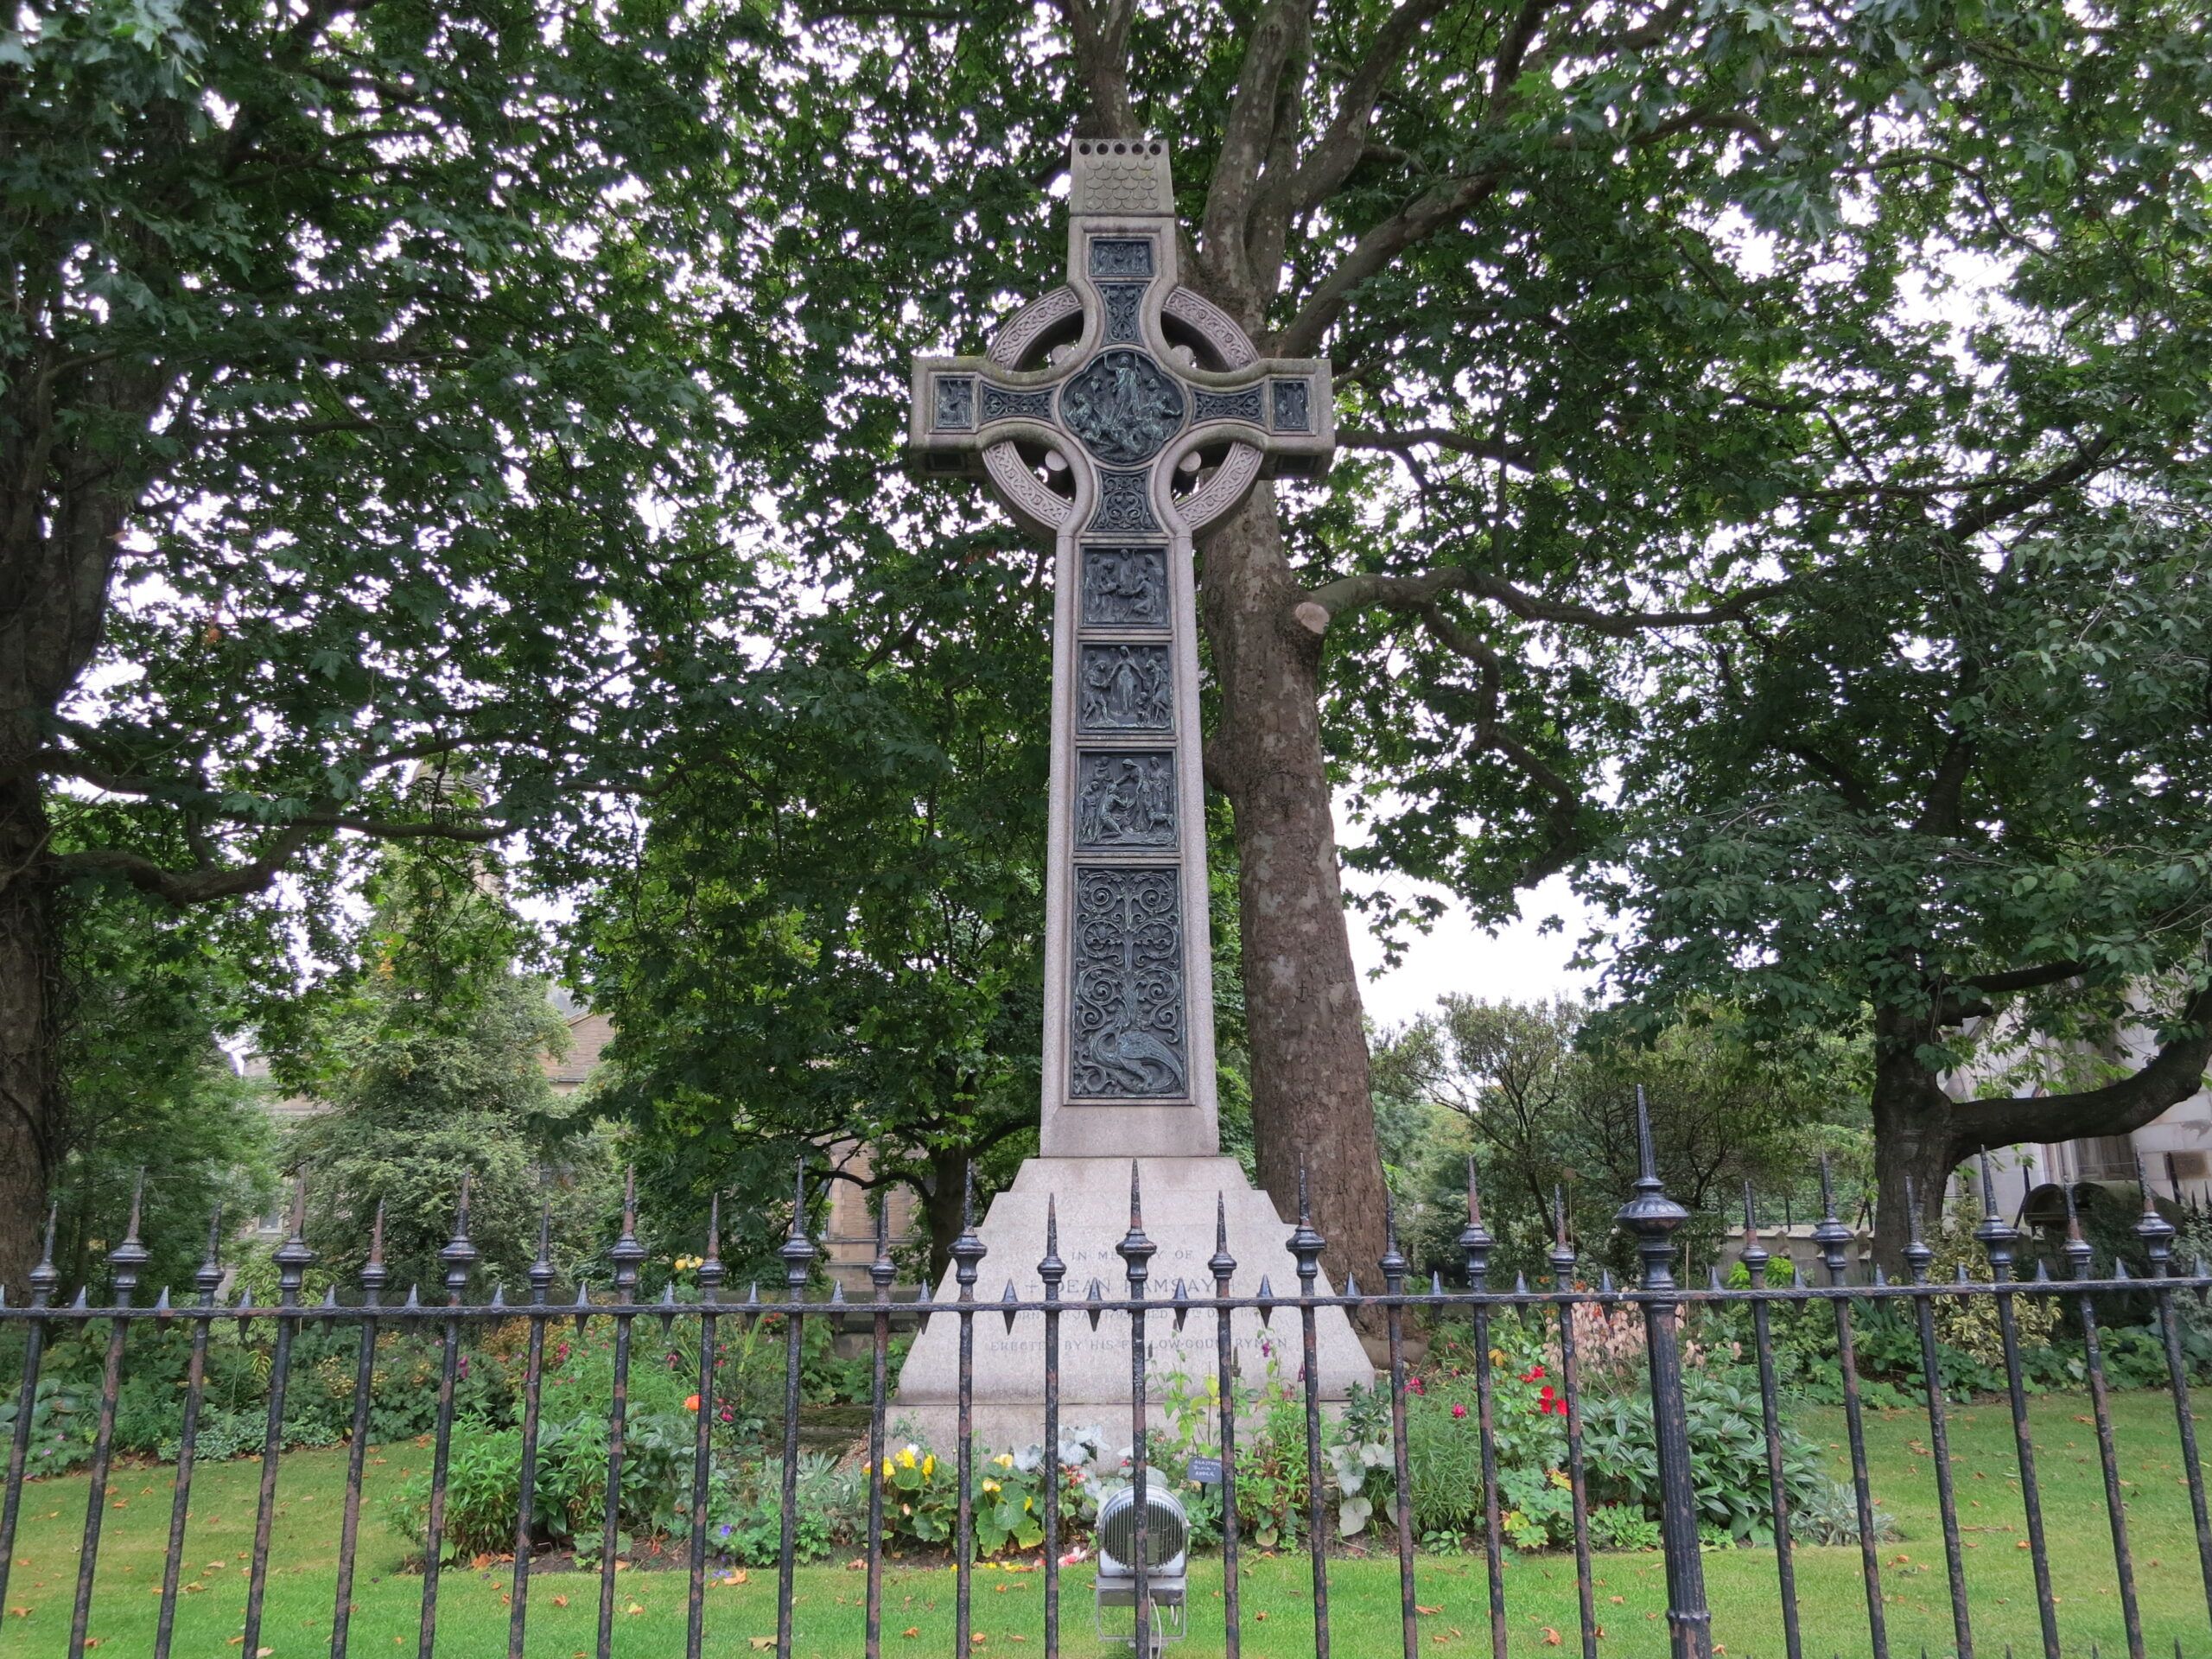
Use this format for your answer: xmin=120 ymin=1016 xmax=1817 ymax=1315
xmin=1374 ymin=997 xmax=1866 ymax=1279
xmin=51 ymin=882 xmax=278 ymax=1294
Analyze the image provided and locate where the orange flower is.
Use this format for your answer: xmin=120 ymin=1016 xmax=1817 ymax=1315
xmin=685 ymin=1394 xmax=701 ymax=1412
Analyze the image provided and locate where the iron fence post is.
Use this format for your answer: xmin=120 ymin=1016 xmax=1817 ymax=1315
xmin=1040 ymin=1198 xmax=1067 ymax=1658
xmin=69 ymin=1173 xmax=149 ymax=1659
xmin=868 ymin=1200 xmax=895 ymax=1659
xmin=1210 ymin=1194 xmax=1240 ymax=1659
xmin=598 ymin=1169 xmax=646 ymax=1659
xmin=1460 ymin=1161 xmax=1507 ymax=1659
xmin=2136 ymin=1167 xmax=2212 ymax=1637
xmin=0 ymin=1206 xmax=60 ymax=1621
xmin=778 ymin=1160 xmax=817 ymax=1659
xmin=1381 ymin=1199 xmax=1417 ymax=1659
xmin=1289 ymin=1165 xmax=1331 ymax=1659
xmin=1119 ymin=1163 xmax=1158 ymax=1657
xmin=1616 ymin=1089 xmax=1711 ymax=1659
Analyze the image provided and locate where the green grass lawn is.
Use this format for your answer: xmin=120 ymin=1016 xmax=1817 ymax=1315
xmin=3 ymin=1389 xmax=2209 ymax=1656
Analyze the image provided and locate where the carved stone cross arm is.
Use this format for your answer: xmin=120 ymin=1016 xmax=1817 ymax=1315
xmin=907 ymin=137 xmax=1333 ymax=543
xmin=905 ymin=137 xmax=1336 ymax=1160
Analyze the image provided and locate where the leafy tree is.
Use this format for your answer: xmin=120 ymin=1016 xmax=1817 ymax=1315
xmin=283 ymin=838 xmax=615 ymax=1294
xmin=48 ymin=882 xmax=278 ymax=1295
xmin=1593 ymin=492 xmax=2212 ymax=1267
xmin=722 ymin=0 xmax=2212 ymax=1294
xmin=0 ymin=0 xmax=773 ymax=1287
xmin=569 ymin=554 xmax=1050 ymax=1279
xmin=1372 ymin=996 xmax=1866 ymax=1275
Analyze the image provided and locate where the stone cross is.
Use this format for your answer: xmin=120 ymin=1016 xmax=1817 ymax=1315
xmin=911 ymin=137 xmax=1334 ymax=1159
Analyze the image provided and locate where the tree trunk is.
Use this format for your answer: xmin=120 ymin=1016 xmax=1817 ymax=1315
xmin=1867 ymin=1003 xmax=1964 ymax=1274
xmin=1200 ymin=486 xmax=1391 ymax=1321
xmin=0 ymin=779 xmax=61 ymax=1298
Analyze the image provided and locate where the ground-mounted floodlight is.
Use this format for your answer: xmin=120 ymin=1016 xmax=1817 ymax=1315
xmin=1094 ymin=1479 xmax=1189 ymax=1656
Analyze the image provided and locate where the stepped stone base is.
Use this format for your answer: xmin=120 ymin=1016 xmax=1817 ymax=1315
xmin=891 ymin=1155 xmax=1373 ymax=1454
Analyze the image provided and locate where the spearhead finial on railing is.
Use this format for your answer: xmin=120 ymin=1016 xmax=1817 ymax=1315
xmin=871 ymin=1192 xmax=899 ymax=1302
xmin=2135 ymin=1156 xmax=2177 ymax=1275
xmin=1117 ymin=1160 xmax=1157 ymax=1297
xmin=1208 ymin=1192 xmax=1236 ymax=1289
xmin=1287 ymin=1160 xmax=1325 ymax=1288
xmin=1810 ymin=1155 xmax=1853 ymax=1285
xmin=528 ymin=1200 xmax=556 ymax=1306
xmin=1459 ymin=1156 xmax=1494 ymax=1292
xmin=699 ymin=1192 xmax=725 ymax=1305
xmin=1038 ymin=1195 xmax=1066 ymax=1299
xmin=1739 ymin=1181 xmax=1770 ymax=1284
xmin=271 ymin=1174 xmax=314 ymax=1308
xmin=611 ymin=1166 xmax=646 ymax=1298
xmin=439 ymin=1172 xmax=480 ymax=1305
xmin=1901 ymin=1177 xmax=1934 ymax=1286
xmin=1614 ymin=1087 xmax=1688 ymax=1294
xmin=1548 ymin=1183 xmax=1576 ymax=1281
xmin=195 ymin=1205 xmax=226 ymax=1306
xmin=2059 ymin=1179 xmax=2095 ymax=1281
xmin=1379 ymin=1192 xmax=1408 ymax=1292
xmin=1973 ymin=1150 xmax=2020 ymax=1282
xmin=360 ymin=1199 xmax=390 ymax=1306
xmin=946 ymin=1156 xmax=984 ymax=1296
xmin=29 ymin=1203 xmax=60 ymax=1310
xmin=109 ymin=1168 xmax=153 ymax=1305
xmin=782 ymin=1156 xmax=819 ymax=1294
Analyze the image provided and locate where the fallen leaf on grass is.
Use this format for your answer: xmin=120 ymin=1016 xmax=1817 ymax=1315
xmin=1541 ymin=1629 xmax=1561 ymax=1646
xmin=625 ymin=1601 xmax=645 ymax=1616
xmin=551 ymin=1594 xmax=569 ymax=1608
xmin=901 ymin=1627 xmax=920 ymax=1638
xmin=750 ymin=1640 xmax=773 ymax=1651
xmin=1416 ymin=1604 xmax=1442 ymax=1615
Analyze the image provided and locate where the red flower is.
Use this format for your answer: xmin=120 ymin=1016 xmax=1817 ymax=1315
xmin=684 ymin=1393 xmax=702 ymax=1412
xmin=1408 ymin=1376 xmax=1426 ymax=1395
xmin=1551 ymin=1397 xmax=1569 ymax=1415
xmin=1520 ymin=1365 xmax=1546 ymax=1383
xmin=1452 ymin=1403 xmax=1468 ymax=1421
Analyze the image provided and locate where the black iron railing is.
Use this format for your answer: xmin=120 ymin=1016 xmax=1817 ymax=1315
xmin=5 ymin=1096 xmax=2212 ymax=1659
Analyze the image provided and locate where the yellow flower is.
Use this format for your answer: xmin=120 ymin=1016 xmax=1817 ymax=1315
xmin=994 ymin=1453 xmax=1014 ymax=1469
xmin=1023 ymin=1497 xmax=1034 ymax=1512
xmin=1488 ymin=1348 xmax=1506 ymax=1365
xmin=899 ymin=1446 xmax=918 ymax=1470
xmin=922 ymin=1454 xmax=936 ymax=1476
xmin=983 ymin=1480 xmax=1001 ymax=1494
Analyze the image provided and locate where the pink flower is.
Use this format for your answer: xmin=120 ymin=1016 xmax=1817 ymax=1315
xmin=1451 ymin=1403 xmax=1468 ymax=1421
xmin=1407 ymin=1376 xmax=1425 ymax=1395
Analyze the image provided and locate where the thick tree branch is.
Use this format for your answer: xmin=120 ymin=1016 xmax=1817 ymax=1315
xmin=1300 ymin=563 xmax=1782 ymax=637
xmin=1948 ymin=979 xmax=2212 ymax=1152
xmin=1948 ymin=435 xmax=2119 ymax=543
xmin=1290 ymin=0 xmax=1450 ymax=217
xmin=1055 ymin=0 xmax=1138 ymax=137
xmin=1338 ymin=425 xmax=1536 ymax=469
xmin=1276 ymin=165 xmax=1510 ymax=358
xmin=1199 ymin=0 xmax=1317 ymax=295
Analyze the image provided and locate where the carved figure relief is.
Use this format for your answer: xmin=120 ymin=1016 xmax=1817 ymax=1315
xmin=1089 ymin=470 xmax=1161 ymax=536
xmin=1090 ymin=238 xmax=1154 ymax=279
xmin=1080 ymin=546 xmax=1168 ymax=628
xmin=1075 ymin=752 xmax=1176 ymax=849
xmin=1271 ymin=378 xmax=1311 ymax=432
xmin=1070 ymin=867 xmax=1187 ymax=1098
xmin=1077 ymin=645 xmax=1173 ymax=733
xmin=1099 ymin=283 xmax=1146 ymax=344
xmin=935 ymin=377 xmax=975 ymax=430
xmin=1061 ymin=349 xmax=1185 ymax=467
xmin=1193 ymin=388 xmax=1263 ymax=423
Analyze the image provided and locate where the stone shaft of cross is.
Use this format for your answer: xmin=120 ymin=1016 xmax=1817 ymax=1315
xmin=909 ymin=137 xmax=1334 ymax=1159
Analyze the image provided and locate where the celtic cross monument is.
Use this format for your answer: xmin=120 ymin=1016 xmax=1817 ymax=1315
xmin=894 ymin=137 xmax=1370 ymax=1446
